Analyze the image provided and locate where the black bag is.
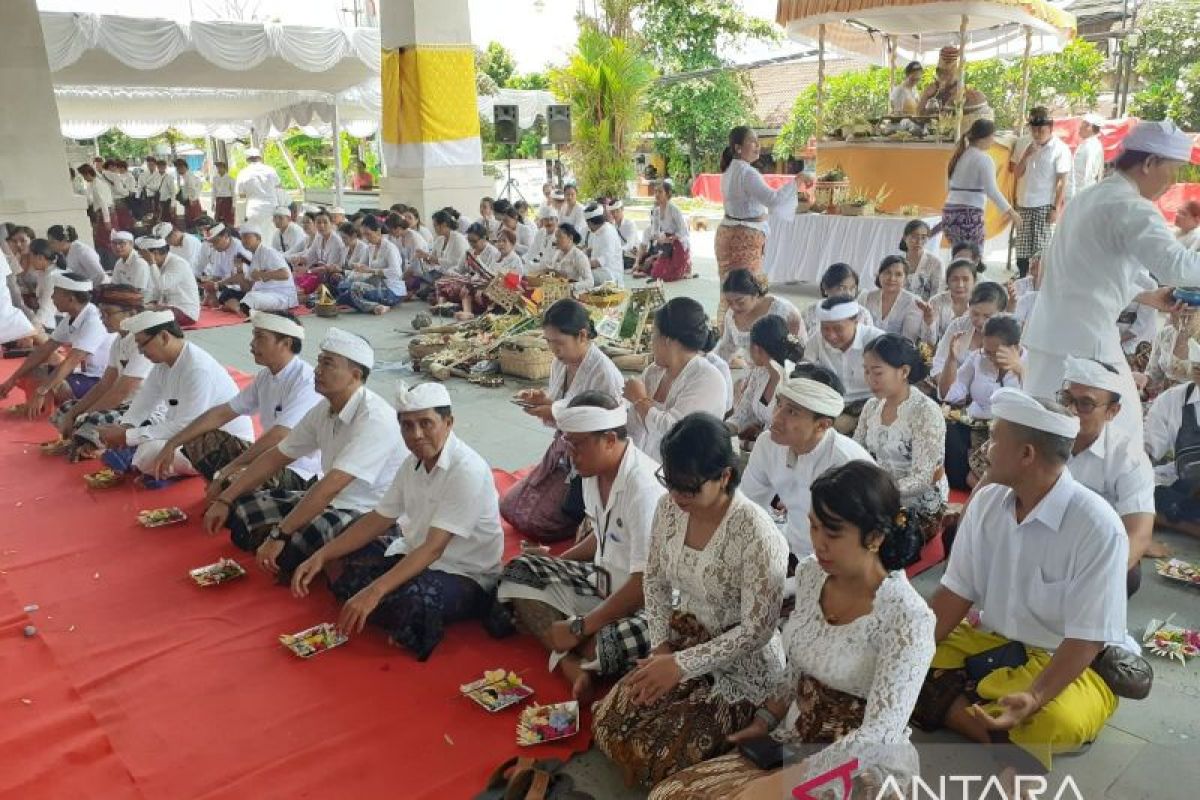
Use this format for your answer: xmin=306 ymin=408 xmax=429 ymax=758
xmin=964 ymin=640 xmax=1028 ymax=682
xmin=738 ymin=736 xmax=796 ymax=771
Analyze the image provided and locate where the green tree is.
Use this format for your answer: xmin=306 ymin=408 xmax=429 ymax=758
xmin=1130 ymin=1 xmax=1200 ymax=128
xmin=551 ymin=23 xmax=657 ymax=196
xmin=636 ymin=0 xmax=778 ymax=182
xmin=506 ymin=71 xmax=551 ymax=90
xmin=478 ymin=41 xmax=517 ymax=89
xmin=98 ymin=129 xmax=149 ymax=162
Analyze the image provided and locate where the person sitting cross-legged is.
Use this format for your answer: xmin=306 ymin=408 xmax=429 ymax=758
xmin=913 ymin=389 xmax=1144 ymax=780
xmin=146 ymin=311 xmax=322 ymax=497
xmin=1060 ymin=356 xmax=1159 ymax=595
xmin=203 ymin=328 xmax=406 ymax=580
xmin=806 ymin=296 xmax=886 ymax=436
xmin=290 ymin=381 xmax=502 ymax=661
xmin=95 ymin=310 xmax=254 ymax=482
xmin=497 ymin=391 xmax=666 ymax=702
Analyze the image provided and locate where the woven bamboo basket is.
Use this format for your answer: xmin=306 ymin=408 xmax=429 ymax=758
xmin=532 ymin=276 xmax=572 ymax=307
xmin=612 ymin=353 xmax=651 ymax=371
xmin=314 ymin=303 xmax=339 ymax=318
xmin=499 ymin=339 xmax=555 ymax=381
xmin=580 ymin=289 xmax=628 ymax=308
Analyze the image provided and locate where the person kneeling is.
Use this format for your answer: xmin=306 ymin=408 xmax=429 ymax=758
xmin=913 ymin=389 xmax=1145 ymax=779
xmin=497 ymin=391 xmax=665 ymax=701
xmin=291 ymin=382 xmax=503 ymax=661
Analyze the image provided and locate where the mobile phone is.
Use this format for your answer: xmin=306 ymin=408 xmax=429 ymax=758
xmin=737 ymin=736 xmax=795 ymax=771
xmin=510 ymin=399 xmax=536 ymax=409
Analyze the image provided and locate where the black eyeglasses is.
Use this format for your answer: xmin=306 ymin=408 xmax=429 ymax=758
xmin=1056 ymin=389 xmax=1112 ymax=415
xmin=654 ymin=466 xmax=705 ymax=497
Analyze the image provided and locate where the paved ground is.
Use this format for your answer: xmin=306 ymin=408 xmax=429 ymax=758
xmin=186 ymin=231 xmax=1200 ymax=799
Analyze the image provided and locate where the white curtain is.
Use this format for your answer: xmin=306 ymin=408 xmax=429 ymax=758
xmin=62 ymin=120 xmax=253 ymax=140
xmin=41 ymin=12 xmax=380 ymax=74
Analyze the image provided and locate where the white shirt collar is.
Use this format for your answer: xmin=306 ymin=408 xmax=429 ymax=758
xmin=1004 ymin=469 xmax=1075 ymax=531
xmin=333 ymin=385 xmax=367 ymax=424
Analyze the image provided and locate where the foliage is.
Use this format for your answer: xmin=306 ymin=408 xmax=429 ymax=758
xmin=481 ymin=114 xmax=546 ymax=161
xmin=506 ymin=71 xmax=551 ymax=90
xmin=551 ymin=23 xmax=657 ymax=197
xmin=478 ymin=41 xmax=518 ymax=89
xmin=1129 ymin=1 xmax=1200 ymax=129
xmin=636 ymin=0 xmax=778 ymax=182
xmin=773 ymin=39 xmax=1106 ymax=158
xmin=250 ymin=130 xmax=379 ymax=190
xmin=97 ymin=129 xmax=206 ymax=163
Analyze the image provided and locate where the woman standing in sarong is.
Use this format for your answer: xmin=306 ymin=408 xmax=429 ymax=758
xmin=500 ymin=299 xmax=623 ymax=542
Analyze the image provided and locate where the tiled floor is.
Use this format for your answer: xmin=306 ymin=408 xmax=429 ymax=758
xmin=188 ymin=230 xmax=1200 ymax=799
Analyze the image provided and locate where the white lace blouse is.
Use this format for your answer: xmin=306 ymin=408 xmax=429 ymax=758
xmin=772 ymin=557 xmax=935 ymax=778
xmin=854 ymin=390 xmax=949 ymax=504
xmin=919 ymin=291 xmax=968 ymax=345
xmin=544 ymin=246 xmax=594 ymax=294
xmin=859 ymin=288 xmax=924 ymax=342
xmin=727 ymin=363 xmax=779 ymax=434
xmin=716 ymin=295 xmax=805 ymax=363
xmin=1147 ymin=323 xmax=1191 ymax=389
xmin=903 ymin=251 xmax=943 ymax=301
xmin=645 ymin=492 xmax=789 ymax=704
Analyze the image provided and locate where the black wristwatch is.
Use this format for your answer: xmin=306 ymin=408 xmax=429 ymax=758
xmin=568 ymin=615 xmax=587 ymax=638
xmin=268 ymin=527 xmax=290 ymax=542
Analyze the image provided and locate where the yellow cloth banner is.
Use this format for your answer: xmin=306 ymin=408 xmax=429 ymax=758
xmin=381 ymin=46 xmax=481 ymax=147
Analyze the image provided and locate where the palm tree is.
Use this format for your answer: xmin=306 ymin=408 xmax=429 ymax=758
xmin=552 ymin=23 xmax=656 ymax=198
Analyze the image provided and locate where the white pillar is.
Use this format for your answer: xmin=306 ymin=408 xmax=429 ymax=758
xmin=377 ymin=0 xmax=492 ymax=217
xmin=0 ymin=0 xmax=89 ymax=237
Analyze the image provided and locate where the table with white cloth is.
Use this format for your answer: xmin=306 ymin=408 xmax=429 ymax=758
xmin=763 ymin=212 xmax=942 ymax=287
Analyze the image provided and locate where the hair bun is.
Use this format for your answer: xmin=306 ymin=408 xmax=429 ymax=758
xmin=878 ymin=506 xmax=924 ymax=571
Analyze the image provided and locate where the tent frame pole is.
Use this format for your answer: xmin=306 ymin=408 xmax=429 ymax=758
xmin=954 ymin=14 xmax=968 ymax=137
xmin=275 ymin=137 xmax=307 ymax=192
xmin=1016 ymin=25 xmax=1034 ymax=137
xmin=815 ymin=24 xmax=825 ymax=172
xmin=331 ymin=103 xmax=345 ymax=209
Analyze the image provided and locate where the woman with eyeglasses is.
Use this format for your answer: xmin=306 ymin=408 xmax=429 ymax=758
xmin=593 ymin=413 xmax=789 ymax=788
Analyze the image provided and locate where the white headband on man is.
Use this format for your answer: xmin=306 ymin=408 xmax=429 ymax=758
xmin=538 ymin=205 xmax=560 ymax=220
xmin=552 ymin=399 xmax=628 ymax=432
xmin=53 ymin=273 xmax=93 ymax=292
xmin=205 ymin=224 xmax=227 ymax=241
xmin=121 ymin=309 xmax=176 ymax=333
xmin=817 ymin=300 xmax=861 ymax=323
xmin=776 ymin=378 xmax=845 ymax=418
xmin=152 ymin=222 xmax=175 ymax=240
xmin=110 ymin=230 xmax=134 ymax=243
xmin=319 ymin=327 xmax=374 ymax=369
xmin=1189 ymin=339 xmax=1200 ymax=365
xmin=395 ymin=381 xmax=452 ymax=412
xmin=991 ymin=388 xmax=1079 ymax=438
xmin=272 ymin=206 xmax=292 ymax=218
xmin=584 ymin=203 xmax=606 ymax=221
xmin=138 ymin=237 xmax=167 ymax=249
xmin=1063 ymin=356 xmax=1124 ymax=395
xmin=250 ymin=310 xmax=304 ymax=340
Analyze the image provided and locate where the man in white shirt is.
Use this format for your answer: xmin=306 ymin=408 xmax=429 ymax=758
xmin=94 ymin=309 xmax=254 ymax=483
xmin=527 ymin=205 xmax=560 ymax=269
xmin=1023 ymin=120 xmax=1200 ymax=447
xmin=1068 ymin=113 xmax=1106 ymax=202
xmin=1145 ymin=340 xmax=1200 ymax=539
xmin=1059 ymin=357 xmax=1156 ymax=596
xmin=225 ymin=226 xmax=296 ymax=315
xmin=235 ymin=147 xmax=283 ymax=234
xmin=609 ymin=200 xmax=639 ymax=271
xmin=741 ymin=367 xmax=873 ymax=559
xmin=290 ymin=381 xmax=501 ymax=661
xmin=175 ymin=159 xmax=203 ymax=227
xmin=136 ymin=156 xmax=161 ymax=221
xmin=497 ymin=391 xmax=664 ymax=700
xmin=148 ymin=311 xmax=321 ymax=495
xmin=0 ymin=273 xmax=114 ymax=418
xmin=805 ymin=296 xmax=885 ymax=434
xmin=211 ymin=161 xmax=236 ymax=227
xmin=916 ymin=389 xmax=1133 ymax=774
xmin=156 ymin=160 xmax=178 ymax=227
xmin=140 ymin=238 xmax=201 ymax=326
xmin=205 ymin=328 xmax=406 ymax=580
xmin=109 ymin=231 xmax=157 ymax=294
xmin=155 ymin=222 xmax=202 ymax=277
xmin=272 ymin=207 xmax=308 ymax=260
xmin=584 ymin=203 xmax=624 ymax=287
xmin=1010 ymin=107 xmax=1071 ymax=277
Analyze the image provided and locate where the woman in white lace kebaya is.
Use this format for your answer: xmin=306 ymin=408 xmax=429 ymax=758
xmin=858 ymin=256 xmax=925 ymax=342
xmin=856 ymin=334 xmax=948 ymax=540
xmin=593 ymin=414 xmax=789 ymax=788
xmin=715 ymin=268 xmax=805 ymax=366
xmin=725 ymin=315 xmax=803 ymax=446
xmin=649 ymin=461 xmax=934 ymax=800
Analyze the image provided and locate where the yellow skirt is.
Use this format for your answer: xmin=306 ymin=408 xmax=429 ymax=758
xmin=932 ymin=623 xmax=1118 ymax=770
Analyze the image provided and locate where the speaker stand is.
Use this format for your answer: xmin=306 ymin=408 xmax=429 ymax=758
xmin=498 ymin=158 xmax=526 ymax=203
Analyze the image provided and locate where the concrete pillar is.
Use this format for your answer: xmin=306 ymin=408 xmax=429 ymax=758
xmin=377 ymin=0 xmax=493 ymax=217
xmin=0 ymin=1 xmax=89 ymax=237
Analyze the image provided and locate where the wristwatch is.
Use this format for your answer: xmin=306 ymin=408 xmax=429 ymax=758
xmin=568 ymin=615 xmax=587 ymax=638
xmin=268 ymin=527 xmax=291 ymax=542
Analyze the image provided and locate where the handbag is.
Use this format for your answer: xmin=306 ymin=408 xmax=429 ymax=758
xmin=1090 ymin=645 xmax=1153 ymax=699
xmin=964 ymin=640 xmax=1028 ymax=682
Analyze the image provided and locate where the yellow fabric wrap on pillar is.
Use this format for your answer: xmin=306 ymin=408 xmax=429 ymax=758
xmin=381 ymin=45 xmax=482 ymax=170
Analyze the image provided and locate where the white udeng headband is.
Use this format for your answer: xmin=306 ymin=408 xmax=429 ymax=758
xmin=552 ymin=399 xmax=628 ymax=432
xmin=991 ymin=388 xmax=1079 ymax=438
xmin=1062 ymin=355 xmax=1123 ymax=395
xmin=53 ymin=274 xmax=94 ymax=292
xmin=816 ymin=300 xmax=860 ymax=322
xmin=250 ymin=310 xmax=304 ymax=340
xmin=776 ymin=378 xmax=845 ymax=418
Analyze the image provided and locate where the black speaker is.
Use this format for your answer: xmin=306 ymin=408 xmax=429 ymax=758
xmin=547 ymin=104 xmax=572 ymax=145
xmin=493 ymin=104 xmax=519 ymax=144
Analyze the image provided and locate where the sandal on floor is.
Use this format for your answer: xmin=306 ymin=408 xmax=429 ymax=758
xmin=475 ymin=757 xmax=564 ymax=800
xmin=506 ymin=769 xmax=593 ymax=800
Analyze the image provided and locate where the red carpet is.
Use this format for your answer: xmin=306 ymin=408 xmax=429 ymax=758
xmin=186 ymin=306 xmax=311 ymax=332
xmin=0 ymin=363 xmax=590 ymax=800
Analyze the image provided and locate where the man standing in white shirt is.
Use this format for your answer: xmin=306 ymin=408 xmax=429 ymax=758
xmin=1068 ymin=113 xmax=1106 ymax=202
xmin=174 ymin=159 xmax=203 ymax=228
xmin=205 ymin=329 xmax=406 ymax=579
xmin=1023 ymin=120 xmax=1200 ymax=447
xmin=95 ymin=309 xmax=254 ymax=482
xmin=156 ymin=159 xmax=178 ymax=228
xmin=138 ymin=156 xmax=162 ymax=222
xmin=211 ymin=161 xmax=236 ymax=227
xmin=805 ymin=296 xmax=886 ymax=434
xmin=1059 ymin=357 xmax=1156 ymax=595
xmin=0 ymin=273 xmax=113 ymax=418
xmin=235 ymin=147 xmax=283 ymax=235
xmin=290 ymin=381 xmax=501 ymax=661
xmin=584 ymin=203 xmax=624 ymax=287
xmin=149 ymin=311 xmax=321 ymax=494
xmin=497 ymin=391 xmax=665 ymax=700
xmin=915 ymin=389 xmax=1136 ymax=775
xmin=741 ymin=367 xmax=874 ymax=559
xmin=1010 ymin=107 xmax=1071 ymax=278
